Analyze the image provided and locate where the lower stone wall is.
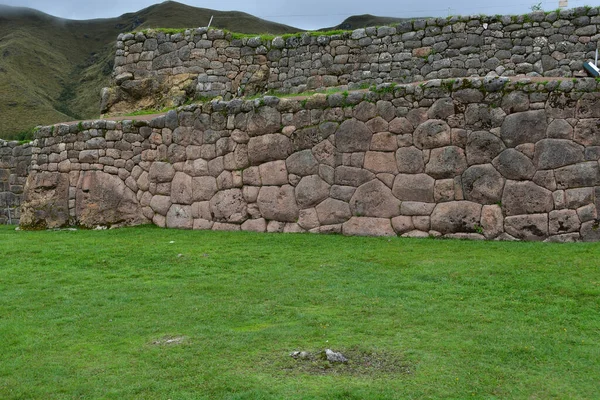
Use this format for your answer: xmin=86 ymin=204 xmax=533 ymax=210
xmin=22 ymin=77 xmax=600 ymax=241
xmin=0 ymin=140 xmax=31 ymax=225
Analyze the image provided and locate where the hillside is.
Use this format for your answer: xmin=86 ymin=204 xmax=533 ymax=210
xmin=0 ymin=1 xmax=300 ymax=140
xmin=320 ymin=14 xmax=415 ymax=31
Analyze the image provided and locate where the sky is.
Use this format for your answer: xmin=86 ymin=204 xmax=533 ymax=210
xmin=1 ymin=0 xmax=599 ymax=30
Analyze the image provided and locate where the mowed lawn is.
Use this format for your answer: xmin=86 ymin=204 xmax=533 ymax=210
xmin=0 ymin=225 xmax=599 ymax=399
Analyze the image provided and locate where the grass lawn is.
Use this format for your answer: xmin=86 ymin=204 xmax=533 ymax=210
xmin=1 ymin=225 xmax=599 ymax=399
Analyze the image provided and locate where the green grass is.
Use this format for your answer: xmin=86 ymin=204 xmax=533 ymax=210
xmin=1 ymin=225 xmax=599 ymax=399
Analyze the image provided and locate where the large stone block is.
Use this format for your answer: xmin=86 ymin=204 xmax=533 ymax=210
xmin=259 ymin=160 xmax=288 ymax=186
xmin=480 ymin=204 xmax=503 ymax=239
xmin=334 ymin=119 xmax=372 ymax=152
xmin=286 ymin=149 xmax=318 ymax=176
xmin=20 ymin=171 xmax=70 ymax=229
xmin=257 ymin=185 xmax=299 ymax=222
xmin=166 ymin=204 xmax=193 ymax=229
xmin=342 ymin=217 xmax=396 ymax=236
xmin=350 ymin=179 xmax=401 ymax=218
xmin=466 ymin=131 xmax=506 ymax=165
xmin=492 ymin=149 xmax=535 ymax=180
xmin=413 ymin=119 xmax=451 ymax=149
xmin=171 ymin=172 xmax=192 ymax=204
xmin=364 ymin=151 xmax=398 ymax=174
xmin=533 ymin=139 xmax=584 ymax=170
xmin=396 ymin=146 xmax=424 ymax=173
xmin=554 ymin=162 xmax=600 ymax=189
xmin=192 ymin=176 xmax=218 ymax=202
xmin=149 ymin=161 xmax=175 ymax=183
xmin=75 ymin=171 xmax=145 ymax=228
xmin=574 ymin=119 xmax=600 ymax=146
xmin=209 ymin=189 xmax=248 ymax=223
xmin=247 ymin=107 xmax=281 ymax=136
xmin=462 ymin=164 xmax=505 ymax=204
xmin=500 ymin=110 xmax=547 ymax=147
xmin=248 ymin=134 xmax=292 ymax=165
xmin=549 ymin=209 xmax=580 ymax=235
xmin=392 ymin=174 xmax=435 ymax=202
xmin=295 ymin=175 xmax=330 ymax=208
xmin=334 ymin=166 xmax=375 ymax=187
xmin=430 ymin=201 xmax=482 ymax=234
xmin=504 ymin=214 xmax=548 ymax=241
xmin=502 ymin=180 xmax=553 ymax=216
xmin=425 ymin=146 xmax=467 ymax=179
xmin=316 ymin=198 xmax=351 ymax=225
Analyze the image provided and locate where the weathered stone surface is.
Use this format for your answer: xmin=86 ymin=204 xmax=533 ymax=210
xmin=533 ymin=139 xmax=584 ymax=170
xmin=248 ymin=134 xmax=292 ymax=165
xmin=392 ymin=174 xmax=435 ymax=202
xmin=350 ymin=179 xmax=401 ymax=218
xmin=466 ymin=131 xmax=506 ymax=165
xmin=149 ymin=161 xmax=175 ymax=182
xmin=171 ymin=172 xmax=192 ymax=204
xmin=504 ymin=214 xmax=548 ymax=241
xmin=342 ymin=217 xmax=396 ymax=236
xmin=549 ymin=209 xmax=580 ymax=235
xmin=286 ymin=149 xmax=318 ymax=176
xmin=20 ymin=172 xmax=70 ymax=229
xmin=580 ymin=220 xmax=600 ymax=242
xmin=370 ymin=132 xmax=397 ymax=151
xmin=259 ymin=160 xmax=288 ymax=186
xmin=316 ymin=198 xmax=351 ymax=225
xmin=396 ymin=147 xmax=424 ymax=173
xmin=480 ymin=204 xmax=503 ymax=239
xmin=295 ymin=175 xmax=330 ymax=208
xmin=257 ymin=185 xmax=299 ymax=222
xmin=577 ymin=204 xmax=597 ymax=223
xmin=391 ymin=215 xmax=414 ymax=234
xmin=389 ymin=117 xmax=413 ymax=134
xmin=546 ymin=119 xmax=573 ymax=139
xmin=554 ymin=162 xmax=600 ymax=189
xmin=502 ymin=181 xmax=553 ymax=216
xmin=413 ymin=119 xmax=451 ymax=149
xmin=334 ymin=166 xmax=375 ymax=187
xmin=427 ymin=97 xmax=454 ymax=120
xmin=400 ymin=201 xmax=435 ymax=216
xmin=192 ymin=176 xmax=218 ymax=201
xmin=461 ymin=164 xmax=505 ymax=204
xmin=574 ymin=119 xmax=600 ymax=146
xmin=247 ymin=107 xmax=281 ymax=136
xmin=425 ymin=146 xmax=467 ymax=179
xmin=565 ymin=188 xmax=593 ymax=209
xmin=501 ymin=110 xmax=547 ymax=147
xmin=166 ymin=204 xmax=193 ymax=229
xmin=241 ymin=218 xmax=267 ymax=232
xmin=75 ymin=171 xmax=145 ymax=228
xmin=334 ymin=119 xmax=372 ymax=152
xmin=209 ymin=189 xmax=247 ymax=223
xmin=430 ymin=201 xmax=482 ymax=233
xmin=364 ymin=151 xmax=398 ymax=174
xmin=492 ymin=149 xmax=536 ymax=180
xmin=150 ymin=195 xmax=171 ymax=216
xmin=544 ymin=233 xmax=581 ymax=243
xmin=434 ymin=179 xmax=454 ymax=202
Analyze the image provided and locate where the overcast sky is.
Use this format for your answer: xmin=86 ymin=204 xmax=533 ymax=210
xmin=1 ymin=0 xmax=598 ymax=30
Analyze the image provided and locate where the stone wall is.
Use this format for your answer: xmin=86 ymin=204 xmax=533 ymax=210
xmin=103 ymin=7 xmax=600 ymax=114
xmin=23 ymin=77 xmax=600 ymax=241
xmin=0 ymin=140 xmax=32 ymax=224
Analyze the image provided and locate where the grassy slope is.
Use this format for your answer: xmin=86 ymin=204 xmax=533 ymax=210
xmin=1 ymin=225 xmax=599 ymax=399
xmin=0 ymin=1 xmax=300 ymax=140
xmin=320 ymin=14 xmax=415 ymax=31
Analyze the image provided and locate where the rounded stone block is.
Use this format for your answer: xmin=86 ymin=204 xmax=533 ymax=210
xmin=257 ymin=185 xmax=299 ymax=222
xmin=502 ymin=180 xmax=554 ymax=216
xmin=462 ymin=164 xmax=505 ymax=204
xmin=350 ymin=179 xmax=401 ymax=218
xmin=392 ymin=174 xmax=435 ymax=202
xmin=430 ymin=201 xmax=482 ymax=234
xmin=342 ymin=217 xmax=396 ymax=237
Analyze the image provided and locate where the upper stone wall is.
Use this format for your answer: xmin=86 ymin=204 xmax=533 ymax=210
xmin=23 ymin=77 xmax=600 ymax=241
xmin=103 ymin=7 xmax=600 ymax=114
xmin=0 ymin=140 xmax=32 ymax=224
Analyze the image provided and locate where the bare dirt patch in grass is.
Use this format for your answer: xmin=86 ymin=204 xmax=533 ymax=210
xmin=267 ymin=347 xmax=413 ymax=376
